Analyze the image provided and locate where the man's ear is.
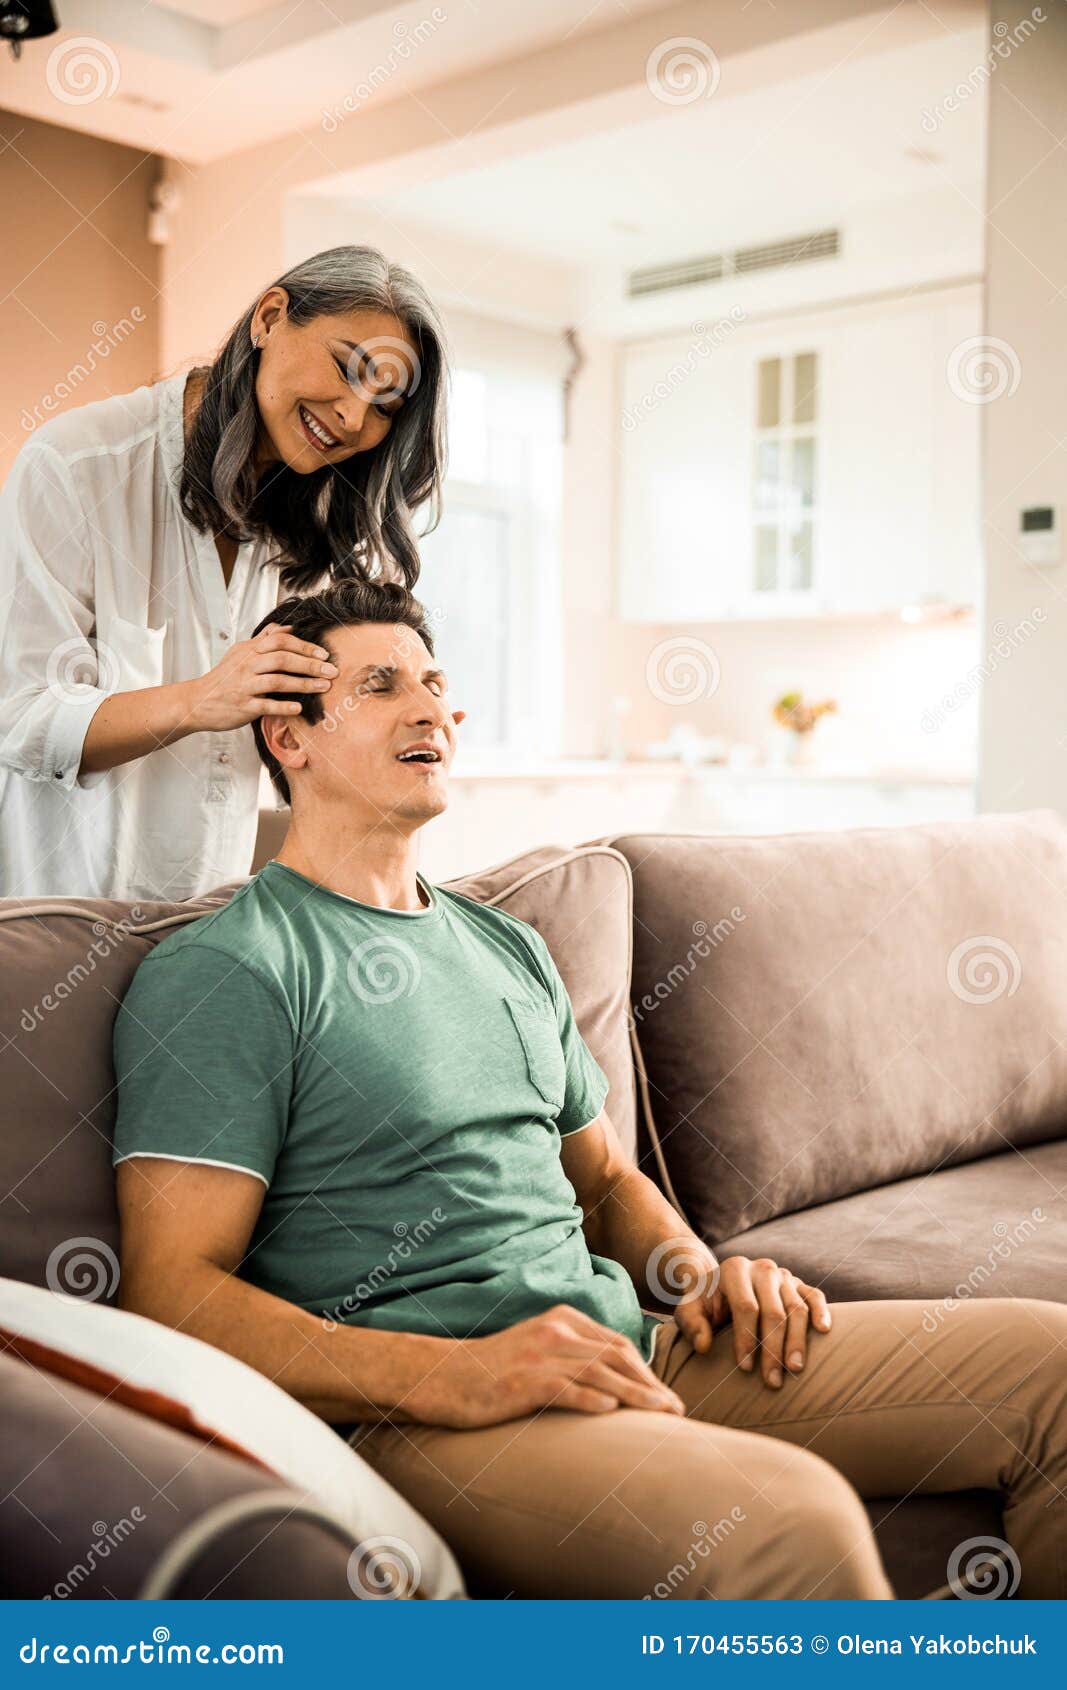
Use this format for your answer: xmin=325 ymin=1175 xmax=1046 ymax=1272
xmin=260 ymin=712 xmax=309 ymax=780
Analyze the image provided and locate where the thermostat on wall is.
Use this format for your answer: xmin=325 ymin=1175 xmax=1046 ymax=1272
xmin=1020 ymin=506 xmax=1059 ymax=565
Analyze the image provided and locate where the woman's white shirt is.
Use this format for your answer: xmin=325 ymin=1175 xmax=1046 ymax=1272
xmin=0 ymin=373 xmax=283 ymax=901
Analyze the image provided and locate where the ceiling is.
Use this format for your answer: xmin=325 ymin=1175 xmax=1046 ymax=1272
xmin=155 ymin=0 xmax=279 ymax=21
xmin=154 ymin=0 xmax=279 ymax=23
xmin=0 ymin=0 xmax=682 ymax=162
xmin=341 ymin=24 xmax=988 ymax=272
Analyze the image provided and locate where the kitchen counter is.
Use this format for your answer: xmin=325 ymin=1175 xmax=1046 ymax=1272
xmin=447 ymin=756 xmax=975 ymax=788
xmin=255 ymin=758 xmax=975 ymax=882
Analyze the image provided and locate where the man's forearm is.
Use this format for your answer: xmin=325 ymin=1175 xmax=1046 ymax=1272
xmin=582 ymin=1167 xmax=718 ymax=1301
xmin=120 ymin=1254 xmax=458 ymax=1425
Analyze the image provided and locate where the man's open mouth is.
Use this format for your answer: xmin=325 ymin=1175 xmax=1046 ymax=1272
xmin=396 ymin=749 xmax=442 ymax=765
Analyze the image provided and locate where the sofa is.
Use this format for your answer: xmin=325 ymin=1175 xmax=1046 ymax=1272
xmin=2 ymin=808 xmax=1065 ymax=1598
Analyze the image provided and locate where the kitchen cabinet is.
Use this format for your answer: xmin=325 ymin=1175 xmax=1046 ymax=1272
xmin=617 ymin=333 xmax=750 ymax=621
xmin=617 ymin=283 xmax=982 ymax=623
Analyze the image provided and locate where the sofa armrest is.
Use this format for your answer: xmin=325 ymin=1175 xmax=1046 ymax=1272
xmin=0 ymin=1352 xmax=361 ymax=1598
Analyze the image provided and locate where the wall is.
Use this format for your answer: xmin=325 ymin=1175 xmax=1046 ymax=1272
xmin=0 ymin=111 xmax=161 ymax=480
xmin=979 ymin=0 xmax=1067 ymax=814
xmin=613 ymin=610 xmax=980 ymax=777
xmin=284 ymin=191 xmax=579 ymax=335
xmin=563 ymin=333 xmax=620 ymax=759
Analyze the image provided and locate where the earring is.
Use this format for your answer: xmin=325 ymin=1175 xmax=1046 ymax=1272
xmin=252 ymin=333 xmax=261 ymax=349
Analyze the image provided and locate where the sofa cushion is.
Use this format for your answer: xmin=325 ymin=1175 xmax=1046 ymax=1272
xmin=0 ymin=1350 xmax=373 ymax=1599
xmin=712 ymin=1137 xmax=1067 ymax=1304
xmin=0 ymin=1276 xmax=465 ymax=1599
xmin=0 ymin=843 xmax=636 ymax=1293
xmin=601 ymin=810 xmax=1067 ymax=1244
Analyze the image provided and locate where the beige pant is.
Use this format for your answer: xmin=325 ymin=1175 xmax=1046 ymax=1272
xmin=351 ymin=1296 xmax=1067 ymax=1599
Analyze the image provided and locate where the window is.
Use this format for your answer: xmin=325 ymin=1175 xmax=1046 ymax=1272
xmin=751 ymin=351 xmax=818 ymax=595
xmin=446 ymin=368 xmax=489 ymax=483
xmin=416 ymin=499 xmax=512 ymax=750
xmin=415 ymin=356 xmax=563 ymax=757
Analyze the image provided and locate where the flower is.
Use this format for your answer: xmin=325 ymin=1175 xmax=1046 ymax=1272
xmin=773 ymin=691 xmax=837 ymax=735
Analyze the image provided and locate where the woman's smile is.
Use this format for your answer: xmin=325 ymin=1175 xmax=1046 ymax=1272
xmin=297 ymin=403 xmax=342 ymax=453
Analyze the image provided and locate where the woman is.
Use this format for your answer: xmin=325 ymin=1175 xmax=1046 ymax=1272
xmin=0 ymin=245 xmax=449 ymax=901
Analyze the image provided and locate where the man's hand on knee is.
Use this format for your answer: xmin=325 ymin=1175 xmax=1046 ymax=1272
xmin=406 ymin=1305 xmax=686 ymax=1429
xmin=675 ymin=1255 xmax=832 ymax=1390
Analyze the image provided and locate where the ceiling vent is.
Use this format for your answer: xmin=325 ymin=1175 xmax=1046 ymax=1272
xmin=627 ymin=228 xmax=840 ymax=298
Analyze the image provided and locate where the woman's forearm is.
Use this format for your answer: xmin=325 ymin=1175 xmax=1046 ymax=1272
xmin=80 ymin=678 xmax=205 ymax=774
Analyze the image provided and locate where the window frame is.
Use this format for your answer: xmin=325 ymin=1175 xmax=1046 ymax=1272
xmin=747 ymin=348 xmax=820 ymax=614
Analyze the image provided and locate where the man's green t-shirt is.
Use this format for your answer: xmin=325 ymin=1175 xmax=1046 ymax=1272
xmin=112 ymin=860 xmax=659 ymax=1375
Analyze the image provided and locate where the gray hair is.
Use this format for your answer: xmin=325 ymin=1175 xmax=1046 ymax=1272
xmin=177 ymin=244 xmax=450 ymax=593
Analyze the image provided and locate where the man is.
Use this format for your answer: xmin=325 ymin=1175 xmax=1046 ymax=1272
xmin=112 ymin=580 xmax=1067 ymax=1601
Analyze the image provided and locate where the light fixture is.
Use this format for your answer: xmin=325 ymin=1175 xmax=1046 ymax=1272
xmin=0 ymin=2 xmax=59 ymax=61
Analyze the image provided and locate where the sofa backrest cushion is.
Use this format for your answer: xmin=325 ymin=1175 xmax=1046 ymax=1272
xmin=603 ymin=810 xmax=1067 ymax=1244
xmin=0 ymin=843 xmax=636 ymax=1293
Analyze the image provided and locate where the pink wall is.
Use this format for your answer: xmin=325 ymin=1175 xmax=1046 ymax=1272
xmin=0 ymin=112 xmax=161 ymax=482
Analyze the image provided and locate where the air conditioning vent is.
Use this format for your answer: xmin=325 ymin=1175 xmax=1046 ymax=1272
xmin=626 ymin=229 xmax=839 ymax=298
xmin=734 ymin=229 xmax=839 ymax=273
xmin=628 ymin=253 xmax=725 ymax=297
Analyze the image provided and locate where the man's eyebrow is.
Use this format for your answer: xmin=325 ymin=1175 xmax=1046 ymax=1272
xmin=347 ymin=663 xmax=448 ymax=687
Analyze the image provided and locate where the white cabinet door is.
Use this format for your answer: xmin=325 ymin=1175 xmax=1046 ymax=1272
xmin=617 ymin=334 xmax=750 ymax=621
xmin=616 ymin=286 xmax=982 ymax=623
xmin=817 ymin=307 xmax=935 ymax=613
xmin=817 ymin=290 xmax=982 ymax=613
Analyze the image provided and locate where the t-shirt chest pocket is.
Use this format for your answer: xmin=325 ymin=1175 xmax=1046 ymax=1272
xmin=503 ymin=993 xmax=566 ymax=1113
